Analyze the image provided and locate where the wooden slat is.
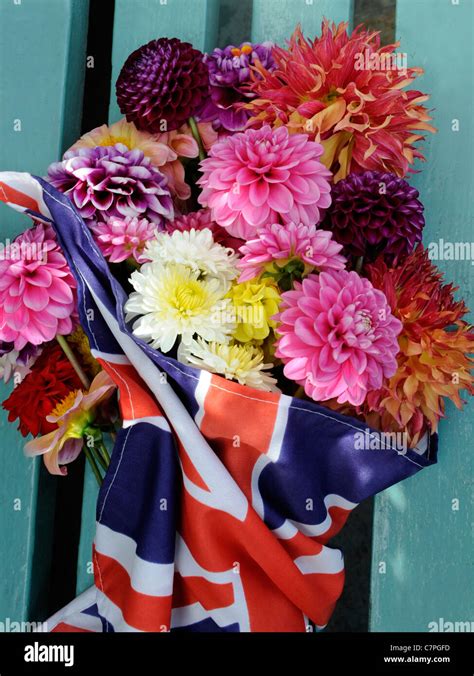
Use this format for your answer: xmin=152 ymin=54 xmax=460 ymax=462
xmin=370 ymin=0 xmax=474 ymax=632
xmin=76 ymin=464 xmax=99 ymax=595
xmin=251 ymin=0 xmax=354 ymax=43
xmin=0 ymin=0 xmax=90 ymax=621
xmin=108 ymin=0 xmax=221 ymax=122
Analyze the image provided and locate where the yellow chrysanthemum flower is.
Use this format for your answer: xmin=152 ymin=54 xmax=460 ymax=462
xmin=179 ymin=338 xmax=278 ymax=391
xmin=227 ymin=278 xmax=280 ymax=343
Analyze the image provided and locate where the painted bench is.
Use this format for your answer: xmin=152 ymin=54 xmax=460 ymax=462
xmin=0 ymin=0 xmax=472 ymax=631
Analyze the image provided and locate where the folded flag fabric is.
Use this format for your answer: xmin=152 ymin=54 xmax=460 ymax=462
xmin=0 ymin=172 xmax=437 ymax=632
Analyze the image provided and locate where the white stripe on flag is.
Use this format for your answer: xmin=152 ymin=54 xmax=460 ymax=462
xmin=194 ymin=369 xmax=212 ymax=428
xmin=95 ymin=523 xmax=174 ymax=597
xmin=273 ymin=493 xmax=358 ymax=540
xmin=91 ymin=349 xmax=131 ymax=365
xmin=294 ymin=547 xmax=344 ymax=575
xmin=122 ymin=416 xmax=171 ymax=432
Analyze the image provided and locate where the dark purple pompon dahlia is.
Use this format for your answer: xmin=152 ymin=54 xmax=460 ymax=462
xmin=47 ymin=144 xmax=174 ymax=227
xmin=116 ymin=37 xmax=209 ymax=132
xmin=321 ymin=171 xmax=425 ymax=263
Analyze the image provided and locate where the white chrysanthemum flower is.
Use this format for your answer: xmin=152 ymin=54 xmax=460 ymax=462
xmin=178 ymin=338 xmax=279 ymax=392
xmin=146 ymin=228 xmax=238 ymax=283
xmin=125 ymin=263 xmax=235 ymax=353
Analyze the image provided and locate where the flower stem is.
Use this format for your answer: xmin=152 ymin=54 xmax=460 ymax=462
xmin=97 ymin=440 xmax=111 ymax=466
xmin=188 ymin=116 xmax=206 ymax=162
xmin=92 ymin=444 xmax=109 ymax=472
xmin=294 ymin=386 xmax=306 ymax=399
xmin=83 ymin=445 xmax=102 ymax=487
xmin=56 ymin=335 xmax=90 ymax=389
xmin=355 ymin=256 xmax=364 ymax=274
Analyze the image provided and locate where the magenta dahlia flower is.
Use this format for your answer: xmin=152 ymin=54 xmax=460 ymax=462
xmin=116 ymin=37 xmax=209 ymax=132
xmin=90 ymin=216 xmax=158 ymax=263
xmin=166 ymin=209 xmax=243 ymax=250
xmin=0 ymin=224 xmax=76 ymax=350
xmin=47 ymin=144 xmax=174 ymax=227
xmin=204 ymin=42 xmax=275 ymax=131
xmin=275 ymin=270 xmax=402 ymax=406
xmin=321 ymin=171 xmax=425 ymax=263
xmin=198 ymin=126 xmax=332 ymax=240
xmin=238 ymin=222 xmax=346 ymax=285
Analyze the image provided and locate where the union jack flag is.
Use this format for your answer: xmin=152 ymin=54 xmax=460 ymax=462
xmin=0 ymin=173 xmax=437 ymax=632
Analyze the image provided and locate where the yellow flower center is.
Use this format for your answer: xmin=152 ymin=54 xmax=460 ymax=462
xmin=51 ymin=390 xmax=80 ymax=418
xmin=98 ymin=135 xmax=130 ymax=148
xmin=172 ymin=281 xmax=209 ymax=317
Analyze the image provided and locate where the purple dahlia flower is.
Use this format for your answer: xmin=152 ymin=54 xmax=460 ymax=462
xmin=321 ymin=171 xmax=425 ymax=263
xmin=47 ymin=144 xmax=174 ymax=227
xmin=204 ymin=42 xmax=275 ymax=131
xmin=116 ymin=37 xmax=209 ymax=132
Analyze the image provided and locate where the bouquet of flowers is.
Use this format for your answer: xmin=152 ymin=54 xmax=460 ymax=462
xmin=0 ymin=21 xmax=472 ymax=632
xmin=2 ymin=21 xmax=472 ymax=478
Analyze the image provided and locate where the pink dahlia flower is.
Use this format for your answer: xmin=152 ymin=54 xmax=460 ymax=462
xmin=275 ymin=270 xmax=402 ymax=406
xmin=0 ymin=224 xmax=76 ymax=350
xmin=90 ymin=216 xmax=158 ymax=263
xmin=197 ymin=125 xmax=332 ymax=240
xmin=166 ymin=209 xmax=243 ymax=251
xmin=237 ymin=222 xmax=346 ymax=283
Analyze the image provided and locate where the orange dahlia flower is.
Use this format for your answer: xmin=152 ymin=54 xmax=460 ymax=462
xmin=244 ymin=21 xmax=436 ymax=181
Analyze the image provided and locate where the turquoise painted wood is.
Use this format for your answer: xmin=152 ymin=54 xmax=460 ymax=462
xmin=76 ymin=437 xmax=113 ymax=595
xmin=370 ymin=0 xmax=474 ymax=631
xmin=0 ymin=0 xmax=90 ymax=621
xmin=108 ymin=0 xmax=220 ymax=123
xmin=76 ymin=460 xmax=99 ymax=595
xmin=251 ymin=0 xmax=354 ymax=43
xmin=76 ymin=0 xmax=222 ymax=595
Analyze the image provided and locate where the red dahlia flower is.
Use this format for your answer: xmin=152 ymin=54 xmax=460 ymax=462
xmin=2 ymin=343 xmax=83 ymax=437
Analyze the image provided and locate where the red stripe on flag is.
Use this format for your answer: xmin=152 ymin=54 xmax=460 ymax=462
xmin=51 ymin=623 xmax=94 ymax=633
xmin=172 ymin=572 xmax=234 ymax=611
xmin=93 ymin=548 xmax=172 ymax=632
xmin=99 ymin=361 xmax=164 ymax=420
xmin=208 ymin=436 xmax=263 ymax=503
xmin=0 ymin=181 xmax=39 ymax=211
xmin=238 ymin=565 xmax=307 ymax=632
xmin=201 ymin=375 xmax=280 ymax=455
xmin=176 ymin=438 xmax=210 ymax=492
xmin=278 ymin=530 xmax=324 ymax=560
